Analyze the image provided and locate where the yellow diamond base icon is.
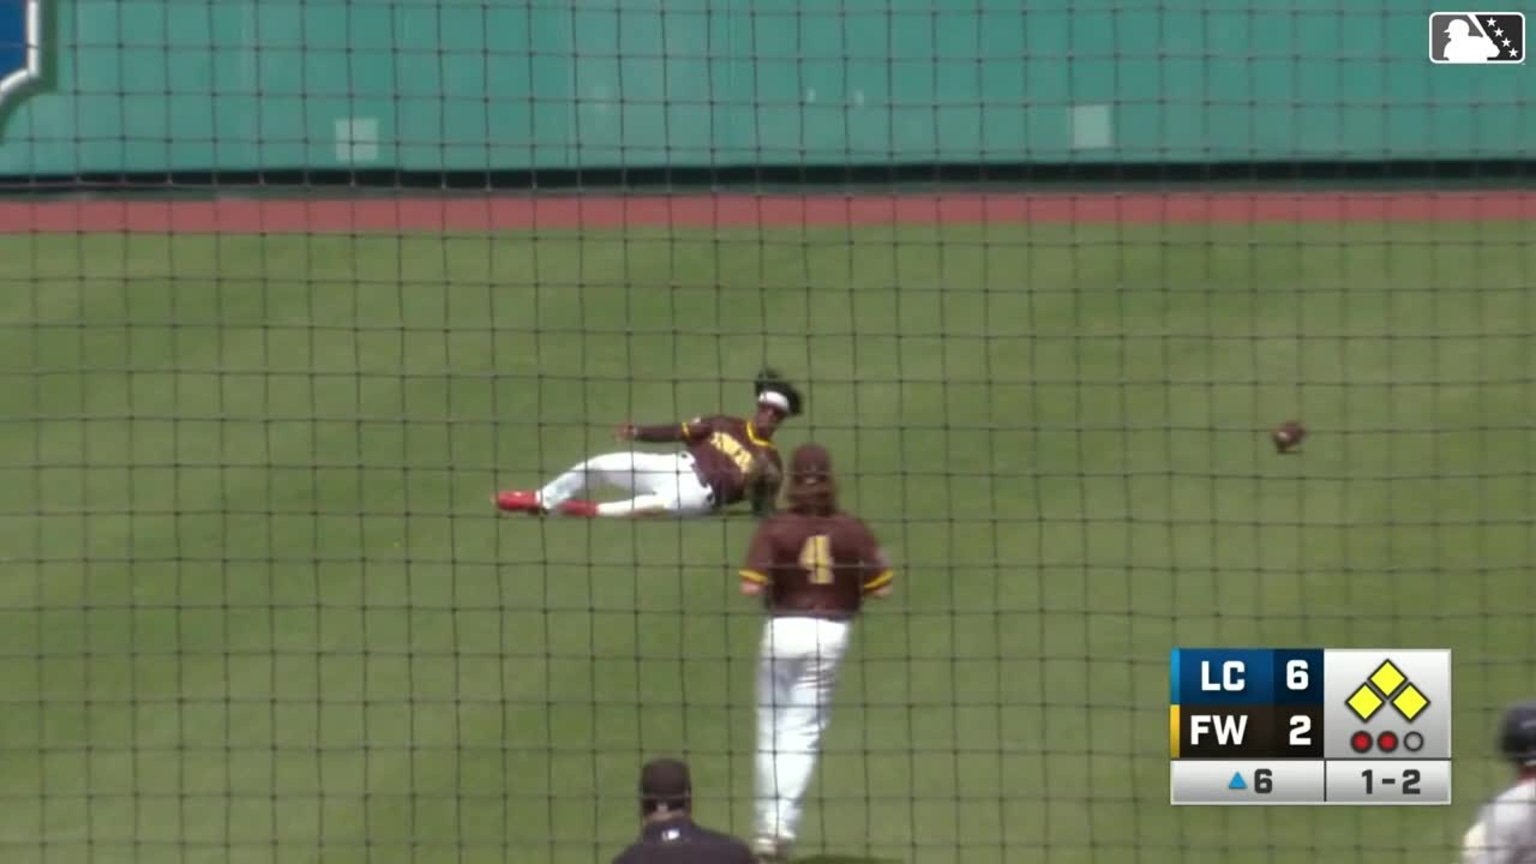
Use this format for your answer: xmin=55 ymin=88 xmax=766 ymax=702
xmin=1393 ymin=684 xmax=1430 ymax=722
xmin=1369 ymin=661 xmax=1407 ymax=697
xmin=1347 ymin=684 xmax=1385 ymax=721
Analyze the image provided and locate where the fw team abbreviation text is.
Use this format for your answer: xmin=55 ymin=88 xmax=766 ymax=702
xmin=1169 ymin=648 xmax=1452 ymax=806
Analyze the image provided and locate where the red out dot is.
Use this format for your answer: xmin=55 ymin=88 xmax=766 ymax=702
xmin=1378 ymin=731 xmax=1399 ymax=752
xmin=1351 ymin=731 xmax=1373 ymax=753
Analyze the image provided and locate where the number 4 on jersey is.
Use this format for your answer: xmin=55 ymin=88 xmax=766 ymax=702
xmin=798 ymin=535 xmax=833 ymax=584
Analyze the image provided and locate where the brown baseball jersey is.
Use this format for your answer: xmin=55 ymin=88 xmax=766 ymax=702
xmin=739 ymin=512 xmax=891 ymax=617
xmin=632 ymin=415 xmax=783 ymax=507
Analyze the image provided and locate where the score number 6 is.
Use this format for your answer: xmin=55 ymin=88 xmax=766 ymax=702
xmin=1286 ymin=659 xmax=1309 ymax=690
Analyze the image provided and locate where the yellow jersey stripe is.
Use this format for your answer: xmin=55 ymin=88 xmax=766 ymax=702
xmin=863 ymin=570 xmax=894 ymax=591
xmin=745 ymin=422 xmax=775 ymax=448
xmin=739 ymin=569 xmax=770 ymax=584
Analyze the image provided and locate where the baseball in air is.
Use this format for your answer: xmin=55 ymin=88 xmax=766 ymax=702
xmin=1272 ymin=421 xmax=1307 ymax=455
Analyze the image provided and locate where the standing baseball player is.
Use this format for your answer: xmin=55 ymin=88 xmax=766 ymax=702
xmin=494 ymin=370 xmax=802 ymax=519
xmin=737 ymin=443 xmax=894 ymax=862
xmin=1460 ymin=700 xmax=1536 ymax=863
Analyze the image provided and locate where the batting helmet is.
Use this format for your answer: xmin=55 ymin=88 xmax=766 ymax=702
xmin=1499 ymin=700 xmax=1536 ymax=765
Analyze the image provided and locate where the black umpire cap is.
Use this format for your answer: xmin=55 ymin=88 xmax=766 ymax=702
xmin=640 ymin=758 xmax=692 ymax=814
xmin=1500 ymin=700 xmax=1536 ymax=765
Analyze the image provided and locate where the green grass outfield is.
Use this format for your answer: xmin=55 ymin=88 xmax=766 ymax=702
xmin=1 ymin=220 xmax=1533 ymax=864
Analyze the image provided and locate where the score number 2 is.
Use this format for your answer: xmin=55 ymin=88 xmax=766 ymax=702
xmin=1361 ymin=769 xmax=1422 ymax=795
xmin=1288 ymin=715 xmax=1312 ymax=747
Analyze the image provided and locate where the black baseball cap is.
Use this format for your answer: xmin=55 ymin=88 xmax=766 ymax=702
xmin=639 ymin=758 xmax=692 ymax=812
xmin=1501 ymin=700 xmax=1536 ymax=765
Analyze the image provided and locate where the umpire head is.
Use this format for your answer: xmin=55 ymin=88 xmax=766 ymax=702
xmin=612 ymin=758 xmax=754 ymax=864
xmin=640 ymin=758 xmax=693 ymax=818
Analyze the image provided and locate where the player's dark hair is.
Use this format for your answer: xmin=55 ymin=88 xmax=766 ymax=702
xmin=755 ymin=367 xmax=785 ymax=388
xmin=754 ymin=367 xmax=804 ymax=417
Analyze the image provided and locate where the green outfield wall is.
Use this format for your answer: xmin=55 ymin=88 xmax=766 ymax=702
xmin=0 ymin=0 xmax=1529 ymax=176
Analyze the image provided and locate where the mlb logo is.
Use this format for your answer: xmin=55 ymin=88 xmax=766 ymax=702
xmin=1429 ymin=12 xmax=1525 ymax=63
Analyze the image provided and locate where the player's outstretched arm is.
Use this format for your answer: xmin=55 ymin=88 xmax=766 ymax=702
xmin=622 ymin=420 xmax=705 ymax=443
xmin=749 ymin=461 xmax=783 ymax=518
xmin=859 ymin=525 xmax=894 ymax=597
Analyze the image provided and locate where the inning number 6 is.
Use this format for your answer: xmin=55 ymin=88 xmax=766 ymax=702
xmin=1287 ymin=660 xmax=1309 ymax=690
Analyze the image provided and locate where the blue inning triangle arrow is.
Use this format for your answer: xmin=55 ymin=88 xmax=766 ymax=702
xmin=1228 ymin=772 xmax=1247 ymax=791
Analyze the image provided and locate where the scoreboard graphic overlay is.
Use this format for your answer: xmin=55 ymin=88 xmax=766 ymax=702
xmin=1169 ymin=649 xmax=1452 ymax=805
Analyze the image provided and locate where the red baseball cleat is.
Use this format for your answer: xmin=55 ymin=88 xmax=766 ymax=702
xmin=557 ymin=500 xmax=600 ymax=518
xmin=493 ymin=490 xmax=544 ymax=514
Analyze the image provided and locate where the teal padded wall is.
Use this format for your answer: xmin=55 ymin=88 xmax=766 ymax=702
xmin=0 ymin=0 xmax=1530 ymax=175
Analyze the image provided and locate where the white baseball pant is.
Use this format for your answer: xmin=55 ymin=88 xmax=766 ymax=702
xmin=753 ymin=615 xmax=852 ymax=848
xmin=537 ymin=451 xmax=716 ymax=517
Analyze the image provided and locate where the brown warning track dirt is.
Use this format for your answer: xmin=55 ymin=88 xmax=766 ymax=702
xmin=0 ymin=191 xmax=1530 ymax=233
